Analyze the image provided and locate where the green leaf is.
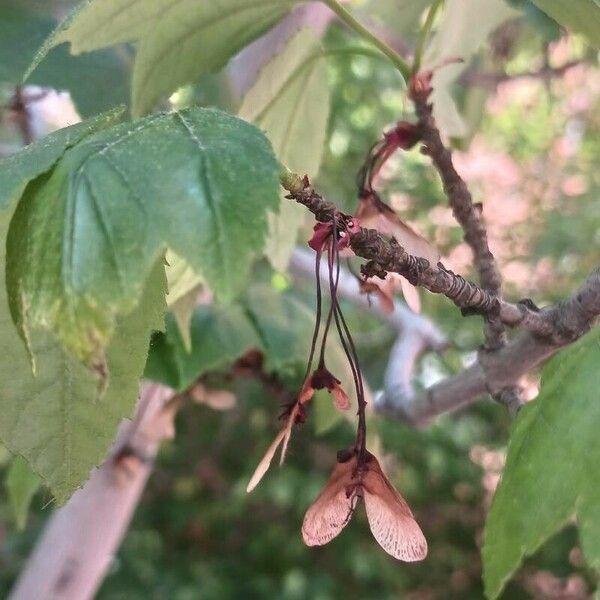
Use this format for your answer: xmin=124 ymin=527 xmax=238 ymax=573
xmin=0 ymin=107 xmax=124 ymax=210
xmin=146 ymin=286 xmax=320 ymax=390
xmin=160 ymin=306 xmax=262 ymax=391
xmin=131 ymin=0 xmax=295 ymax=116
xmin=313 ymin=390 xmax=343 ymax=435
xmin=0 ymin=6 xmax=131 ymax=117
xmin=6 ymin=108 xmax=279 ymax=365
xmin=239 ymin=29 xmax=330 ymax=271
xmin=482 ymin=327 xmax=600 ymax=599
xmin=242 ymin=286 xmax=318 ymax=374
xmin=145 ymin=283 xmax=354 ymax=439
xmin=364 ymin=0 xmax=434 ymax=37
xmin=38 ymin=0 xmax=294 ymax=117
xmin=0 ymin=108 xmax=123 ymax=369
xmin=144 ymin=330 xmax=180 ymax=389
xmin=0 ymin=168 xmax=167 ymax=505
xmin=423 ymin=0 xmax=518 ymax=137
xmin=6 ymin=456 xmax=41 ymax=530
xmin=530 ymin=0 xmax=600 ymax=48
xmin=55 ymin=0 xmax=161 ymax=53
xmin=0 ymin=255 xmax=166 ymax=503
xmin=22 ymin=0 xmax=95 ymax=82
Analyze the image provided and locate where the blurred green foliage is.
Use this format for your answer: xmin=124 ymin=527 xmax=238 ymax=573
xmin=0 ymin=0 xmax=599 ymax=598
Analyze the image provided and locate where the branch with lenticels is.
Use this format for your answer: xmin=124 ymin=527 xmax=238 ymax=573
xmin=281 ymin=168 xmax=600 ymax=423
xmin=281 ymin=168 xmax=543 ymax=334
xmin=410 ymin=72 xmax=506 ymax=350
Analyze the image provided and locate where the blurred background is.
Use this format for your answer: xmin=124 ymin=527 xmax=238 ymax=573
xmin=0 ymin=0 xmax=599 ymax=598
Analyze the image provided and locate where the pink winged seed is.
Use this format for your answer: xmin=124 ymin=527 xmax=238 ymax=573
xmin=302 ymin=458 xmax=358 ymax=546
xmin=332 ymin=386 xmax=351 ymax=411
xmin=246 ymin=428 xmax=287 ymax=493
xmin=363 ymin=466 xmax=427 ymax=562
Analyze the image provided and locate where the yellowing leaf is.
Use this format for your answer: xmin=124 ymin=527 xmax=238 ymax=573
xmin=0 ymin=234 xmax=167 ymax=503
xmin=165 ymin=250 xmax=205 ymax=350
xmin=6 ymin=108 xmax=279 ymax=365
xmin=165 ymin=250 xmax=204 ymax=307
xmin=0 ymin=107 xmax=124 ymax=211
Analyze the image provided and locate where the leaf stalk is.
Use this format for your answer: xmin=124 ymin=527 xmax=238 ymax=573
xmin=320 ymin=0 xmax=411 ymax=81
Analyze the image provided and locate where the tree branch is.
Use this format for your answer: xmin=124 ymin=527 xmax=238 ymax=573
xmin=10 ymin=384 xmax=180 ymax=600
xmin=411 ymin=80 xmax=506 ymax=349
xmin=281 ymin=170 xmax=544 ymax=332
xmin=379 ymin=268 xmax=600 ymax=425
xmin=290 ymin=247 xmax=447 ymax=348
xmin=281 ymin=173 xmax=600 ymax=424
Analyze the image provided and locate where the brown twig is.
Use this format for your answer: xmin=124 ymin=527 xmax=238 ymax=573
xmin=410 ymin=77 xmax=506 ymax=349
xmin=280 ymin=170 xmax=594 ymax=346
xmin=283 ymin=172 xmax=502 ymax=317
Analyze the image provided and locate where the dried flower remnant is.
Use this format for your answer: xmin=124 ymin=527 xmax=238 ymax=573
xmin=355 ymin=194 xmax=440 ymax=267
xmin=302 ymin=450 xmax=427 ymax=561
xmin=359 ymin=272 xmax=422 ymax=314
xmin=354 ymin=116 xmax=439 ymax=315
xmin=246 ymin=403 xmax=301 ymax=493
xmin=247 ymin=196 xmax=365 ymax=491
xmin=360 ymin=276 xmax=396 ymax=314
xmin=399 ymin=276 xmax=422 ymax=313
xmin=409 ymin=58 xmax=463 ymax=102
xmin=308 ymin=219 xmax=360 ymax=253
xmin=299 ymin=366 xmax=351 ymax=411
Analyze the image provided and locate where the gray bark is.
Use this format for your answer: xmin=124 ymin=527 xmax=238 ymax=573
xmin=10 ymin=384 xmax=176 ymax=600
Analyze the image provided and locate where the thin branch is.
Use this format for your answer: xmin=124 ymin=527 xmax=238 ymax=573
xmin=290 ymin=247 xmax=447 ymax=348
xmin=282 ymin=173 xmax=600 ymax=423
xmin=281 ymin=170 xmax=534 ymax=328
xmin=379 ymin=268 xmax=600 ymax=425
xmin=411 ymin=80 xmax=506 ymax=349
